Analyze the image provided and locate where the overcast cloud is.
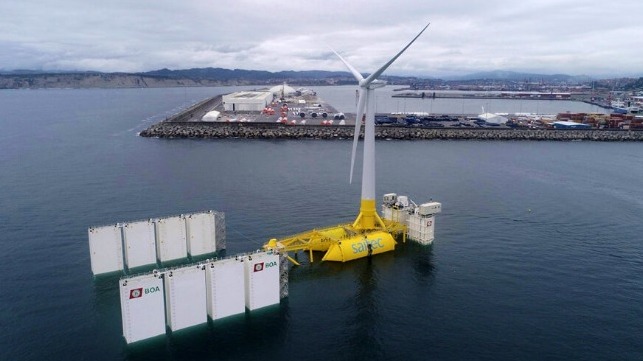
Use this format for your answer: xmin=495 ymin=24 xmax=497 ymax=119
xmin=1 ymin=0 xmax=641 ymax=77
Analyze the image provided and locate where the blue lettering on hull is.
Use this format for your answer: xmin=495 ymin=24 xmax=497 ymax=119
xmin=351 ymin=238 xmax=384 ymax=254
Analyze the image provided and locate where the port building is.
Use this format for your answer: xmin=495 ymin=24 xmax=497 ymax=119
xmin=222 ymin=91 xmax=273 ymax=112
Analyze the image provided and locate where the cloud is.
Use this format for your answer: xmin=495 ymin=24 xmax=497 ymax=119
xmin=0 ymin=0 xmax=641 ymax=77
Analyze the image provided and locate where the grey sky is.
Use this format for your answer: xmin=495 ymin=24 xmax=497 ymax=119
xmin=1 ymin=0 xmax=641 ymax=77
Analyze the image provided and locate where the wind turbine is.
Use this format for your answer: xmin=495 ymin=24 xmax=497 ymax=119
xmin=332 ymin=23 xmax=430 ymax=231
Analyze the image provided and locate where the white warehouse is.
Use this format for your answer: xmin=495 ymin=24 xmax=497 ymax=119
xmin=222 ymin=91 xmax=273 ymax=112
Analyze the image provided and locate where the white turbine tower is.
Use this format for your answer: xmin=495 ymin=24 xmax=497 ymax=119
xmin=332 ymin=23 xmax=430 ymax=231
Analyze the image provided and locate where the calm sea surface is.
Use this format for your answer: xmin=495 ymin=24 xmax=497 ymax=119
xmin=0 ymin=86 xmax=641 ymax=361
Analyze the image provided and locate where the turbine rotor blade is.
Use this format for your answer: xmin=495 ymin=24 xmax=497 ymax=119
xmin=329 ymin=47 xmax=364 ymax=82
xmin=364 ymin=22 xmax=430 ymax=85
xmin=349 ymin=88 xmax=367 ymax=184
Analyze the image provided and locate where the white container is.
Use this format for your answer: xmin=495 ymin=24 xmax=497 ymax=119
xmin=206 ymin=258 xmax=245 ymax=320
xmin=381 ymin=206 xmax=393 ymax=221
xmin=244 ymin=253 xmax=280 ymax=311
xmin=383 ymin=193 xmax=397 ymax=205
xmin=120 ymin=274 xmax=166 ymax=344
xmin=88 ymin=225 xmax=124 ymax=275
xmin=418 ymin=202 xmax=442 ymax=216
xmin=164 ymin=265 xmax=207 ymax=331
xmin=155 ymin=216 xmax=188 ymax=262
xmin=123 ymin=220 xmax=157 ymax=269
xmin=396 ymin=196 xmax=410 ymax=208
xmin=407 ymin=214 xmax=436 ymax=245
xmin=185 ymin=212 xmax=216 ymax=257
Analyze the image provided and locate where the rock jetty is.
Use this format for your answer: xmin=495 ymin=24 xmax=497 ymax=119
xmin=139 ymin=122 xmax=643 ymax=141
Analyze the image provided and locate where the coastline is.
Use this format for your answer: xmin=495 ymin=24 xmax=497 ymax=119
xmin=136 ymin=90 xmax=642 ymax=142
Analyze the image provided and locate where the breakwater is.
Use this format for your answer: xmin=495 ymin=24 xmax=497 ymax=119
xmin=139 ymin=122 xmax=643 ymax=141
xmin=165 ymin=96 xmax=220 ymax=122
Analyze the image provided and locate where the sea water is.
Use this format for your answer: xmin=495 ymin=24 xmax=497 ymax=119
xmin=0 ymin=87 xmax=641 ymax=361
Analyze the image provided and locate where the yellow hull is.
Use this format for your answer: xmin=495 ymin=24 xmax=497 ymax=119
xmin=263 ymin=213 xmax=406 ymax=263
xmin=313 ymin=228 xmax=349 ymax=251
xmin=321 ymin=231 xmax=396 ymax=262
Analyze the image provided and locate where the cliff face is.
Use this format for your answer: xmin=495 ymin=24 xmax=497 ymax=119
xmin=0 ymin=68 xmax=356 ymax=89
xmin=0 ymin=73 xmax=240 ymax=89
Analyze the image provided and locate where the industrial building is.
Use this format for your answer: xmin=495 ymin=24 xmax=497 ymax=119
xmin=222 ymin=91 xmax=273 ymax=112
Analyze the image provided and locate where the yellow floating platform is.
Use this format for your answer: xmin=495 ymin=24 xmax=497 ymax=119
xmin=321 ymin=230 xmax=396 ymax=262
xmin=263 ymin=219 xmax=405 ymax=263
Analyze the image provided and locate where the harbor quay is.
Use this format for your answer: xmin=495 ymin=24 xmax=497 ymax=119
xmin=140 ymin=89 xmax=643 ymax=141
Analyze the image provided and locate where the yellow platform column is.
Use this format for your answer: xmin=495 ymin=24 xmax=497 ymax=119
xmin=352 ymin=199 xmax=386 ymax=231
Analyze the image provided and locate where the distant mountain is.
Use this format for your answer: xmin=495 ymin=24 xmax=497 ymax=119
xmin=0 ymin=68 xmax=347 ymax=89
xmin=140 ymin=67 xmax=352 ymax=81
xmin=0 ymin=67 xmax=617 ymax=90
xmin=446 ymin=70 xmax=592 ymax=83
xmin=0 ymin=67 xmax=361 ymax=89
xmin=622 ymin=77 xmax=643 ymax=91
xmin=0 ymin=69 xmax=46 ymax=75
xmin=0 ymin=69 xmax=102 ymax=75
xmin=0 ymin=72 xmax=233 ymax=89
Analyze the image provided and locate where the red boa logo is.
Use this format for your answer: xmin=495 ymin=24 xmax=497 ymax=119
xmin=129 ymin=288 xmax=143 ymax=299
